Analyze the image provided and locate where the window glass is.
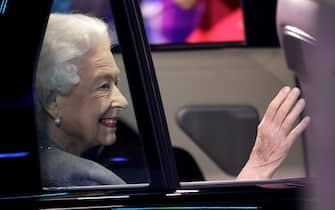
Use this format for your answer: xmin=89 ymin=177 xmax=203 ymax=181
xmin=140 ymin=1 xmax=308 ymax=187
xmin=152 ymin=48 xmax=307 ymax=184
xmin=35 ymin=0 xmax=149 ymax=189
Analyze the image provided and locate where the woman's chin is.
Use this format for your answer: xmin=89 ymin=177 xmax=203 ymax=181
xmin=100 ymin=133 xmax=117 ymax=145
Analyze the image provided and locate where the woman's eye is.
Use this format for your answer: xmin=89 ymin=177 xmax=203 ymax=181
xmin=99 ymin=83 xmax=111 ymax=90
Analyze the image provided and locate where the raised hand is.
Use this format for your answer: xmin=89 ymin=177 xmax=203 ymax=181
xmin=237 ymin=86 xmax=311 ymax=180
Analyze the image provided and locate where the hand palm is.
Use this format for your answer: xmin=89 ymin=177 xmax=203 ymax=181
xmin=238 ymin=87 xmax=310 ymax=180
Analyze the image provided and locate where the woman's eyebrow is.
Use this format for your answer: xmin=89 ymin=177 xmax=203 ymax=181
xmin=94 ymin=74 xmax=114 ymax=82
xmin=94 ymin=70 xmax=120 ymax=82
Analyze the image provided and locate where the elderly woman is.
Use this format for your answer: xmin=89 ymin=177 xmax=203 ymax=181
xmin=36 ymin=13 xmax=128 ymax=187
xmin=35 ymin=13 xmax=310 ymax=187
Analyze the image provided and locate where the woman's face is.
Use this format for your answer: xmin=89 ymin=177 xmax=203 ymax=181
xmin=56 ymin=46 xmax=128 ymax=151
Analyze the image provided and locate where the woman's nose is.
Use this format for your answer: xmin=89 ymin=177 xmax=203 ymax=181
xmin=112 ymin=86 xmax=128 ymax=109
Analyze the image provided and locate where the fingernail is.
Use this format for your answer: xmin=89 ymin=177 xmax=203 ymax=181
xmin=304 ymin=116 xmax=311 ymax=124
xmin=298 ymin=98 xmax=306 ymax=106
xmin=282 ymin=86 xmax=290 ymax=93
xmin=292 ymin=87 xmax=301 ymax=94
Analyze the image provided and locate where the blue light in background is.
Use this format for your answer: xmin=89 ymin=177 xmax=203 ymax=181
xmin=110 ymin=157 xmax=128 ymax=162
xmin=51 ymin=0 xmax=72 ymax=13
xmin=0 ymin=0 xmax=8 ymax=15
xmin=0 ymin=152 xmax=29 ymax=159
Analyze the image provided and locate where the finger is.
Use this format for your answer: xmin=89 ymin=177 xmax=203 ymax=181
xmin=281 ymin=98 xmax=306 ymax=134
xmin=274 ymin=88 xmax=301 ymax=125
xmin=262 ymin=86 xmax=291 ymax=124
xmin=287 ymin=116 xmax=311 ymax=143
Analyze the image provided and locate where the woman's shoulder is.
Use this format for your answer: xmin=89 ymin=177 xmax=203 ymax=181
xmin=40 ymin=147 xmax=126 ymax=187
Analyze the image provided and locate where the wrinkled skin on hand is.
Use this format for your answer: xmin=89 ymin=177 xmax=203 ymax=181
xmin=237 ymin=86 xmax=311 ymax=180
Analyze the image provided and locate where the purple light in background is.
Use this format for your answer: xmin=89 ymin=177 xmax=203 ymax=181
xmin=110 ymin=157 xmax=128 ymax=162
xmin=0 ymin=152 xmax=29 ymax=159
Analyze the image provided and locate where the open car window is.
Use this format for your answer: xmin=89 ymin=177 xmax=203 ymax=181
xmin=0 ymin=0 xmax=177 ymax=196
xmin=35 ymin=0 xmax=152 ymax=190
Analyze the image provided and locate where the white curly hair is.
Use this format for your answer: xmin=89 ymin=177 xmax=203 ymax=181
xmin=36 ymin=13 xmax=112 ymax=107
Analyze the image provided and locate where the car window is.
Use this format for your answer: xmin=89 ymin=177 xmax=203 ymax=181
xmin=35 ymin=0 xmax=150 ymax=189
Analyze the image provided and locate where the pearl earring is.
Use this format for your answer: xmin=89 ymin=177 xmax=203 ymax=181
xmin=54 ymin=116 xmax=61 ymax=127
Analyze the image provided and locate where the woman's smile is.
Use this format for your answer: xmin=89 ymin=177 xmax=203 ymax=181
xmin=100 ymin=116 xmax=118 ymax=128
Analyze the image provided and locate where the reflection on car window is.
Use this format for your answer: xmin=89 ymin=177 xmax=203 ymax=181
xmin=35 ymin=0 xmax=149 ymax=188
